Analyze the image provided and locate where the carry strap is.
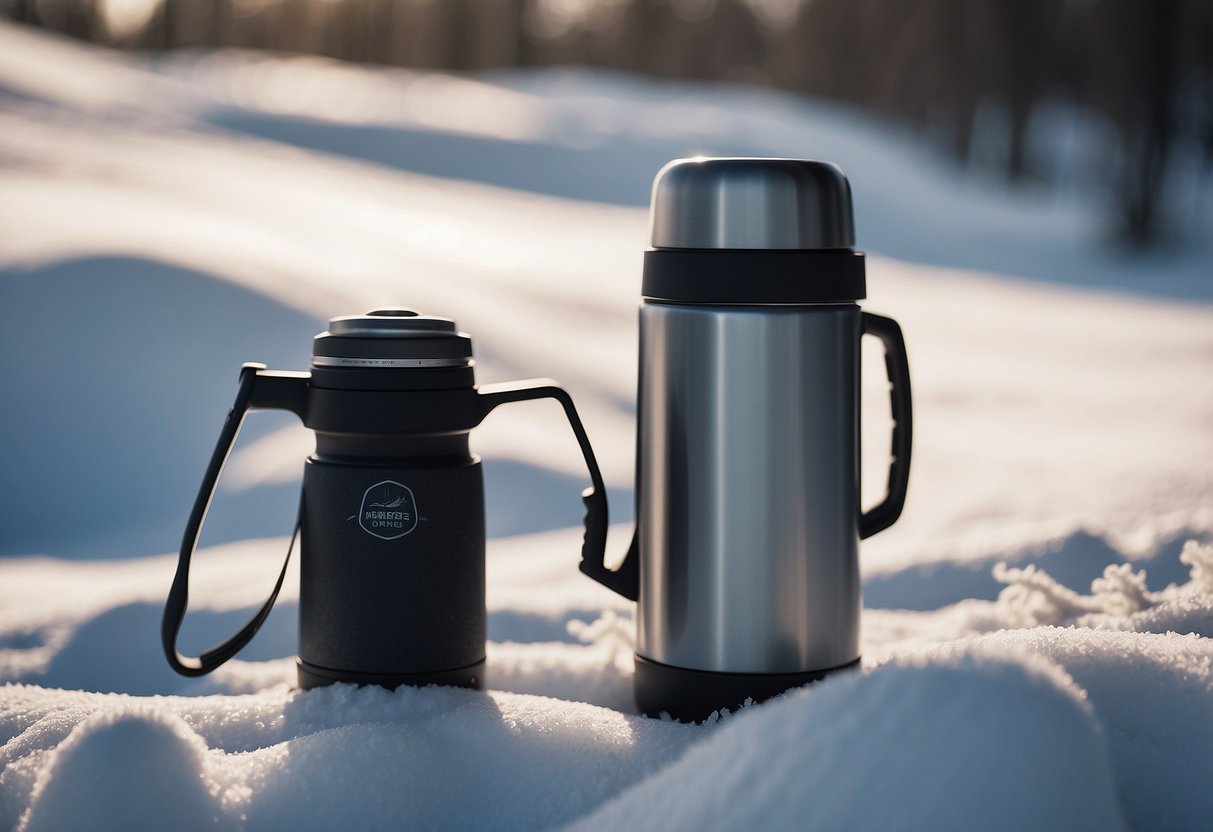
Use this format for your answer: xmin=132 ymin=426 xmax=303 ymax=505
xmin=161 ymin=364 xmax=303 ymax=676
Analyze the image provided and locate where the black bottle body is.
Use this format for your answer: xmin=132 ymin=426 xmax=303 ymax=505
xmin=297 ymin=456 xmax=486 ymax=689
xmin=293 ymin=319 xmax=488 ymax=692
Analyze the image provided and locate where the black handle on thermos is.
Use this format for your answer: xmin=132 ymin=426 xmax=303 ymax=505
xmin=859 ymin=312 xmax=913 ymax=539
xmin=475 ymin=379 xmax=637 ymax=600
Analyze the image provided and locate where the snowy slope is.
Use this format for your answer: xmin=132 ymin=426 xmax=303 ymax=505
xmin=1 ymin=21 xmax=1212 ymax=832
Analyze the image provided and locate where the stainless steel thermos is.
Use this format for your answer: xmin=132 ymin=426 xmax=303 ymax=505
xmin=581 ymin=157 xmax=913 ymax=719
xmin=163 ymin=309 xmax=609 ymax=690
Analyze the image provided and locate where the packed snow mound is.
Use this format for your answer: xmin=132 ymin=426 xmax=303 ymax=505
xmin=19 ymin=709 xmax=221 ymax=832
xmin=2 ymin=685 xmax=696 ymax=831
xmin=968 ymin=627 xmax=1213 ymax=832
xmin=572 ymin=652 xmax=1126 ymax=832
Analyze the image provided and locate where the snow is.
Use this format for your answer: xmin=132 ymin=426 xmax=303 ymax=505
xmin=571 ymin=652 xmax=1128 ymax=832
xmin=1 ymin=20 xmax=1212 ymax=831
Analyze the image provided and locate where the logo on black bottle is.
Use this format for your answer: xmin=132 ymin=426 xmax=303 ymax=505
xmin=358 ymin=481 xmax=418 ymax=540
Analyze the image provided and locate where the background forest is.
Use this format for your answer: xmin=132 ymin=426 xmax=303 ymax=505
xmin=5 ymin=0 xmax=1211 ymax=247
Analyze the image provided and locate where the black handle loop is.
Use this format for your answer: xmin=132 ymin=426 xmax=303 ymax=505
xmin=477 ymin=379 xmax=638 ymax=600
xmin=859 ymin=313 xmax=913 ymax=539
xmin=162 ymin=363 xmax=308 ymax=677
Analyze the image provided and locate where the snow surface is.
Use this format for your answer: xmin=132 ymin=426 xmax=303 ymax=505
xmin=1 ymin=21 xmax=1212 ymax=831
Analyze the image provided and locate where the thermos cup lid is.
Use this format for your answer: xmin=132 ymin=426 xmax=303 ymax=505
xmin=643 ymin=157 xmax=866 ymax=304
xmin=650 ymin=157 xmax=855 ymax=250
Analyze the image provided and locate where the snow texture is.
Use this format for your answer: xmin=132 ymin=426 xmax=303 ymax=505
xmin=1 ymin=21 xmax=1212 ymax=832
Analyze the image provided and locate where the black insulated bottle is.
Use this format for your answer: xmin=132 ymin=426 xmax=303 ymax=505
xmin=163 ymin=308 xmax=610 ymax=691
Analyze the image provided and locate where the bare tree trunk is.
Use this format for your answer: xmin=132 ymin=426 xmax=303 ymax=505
xmin=1122 ymin=0 xmax=1179 ymax=244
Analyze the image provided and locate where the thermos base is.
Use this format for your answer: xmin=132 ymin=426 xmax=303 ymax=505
xmin=297 ymin=658 xmax=485 ymax=691
xmin=634 ymin=654 xmax=861 ymax=722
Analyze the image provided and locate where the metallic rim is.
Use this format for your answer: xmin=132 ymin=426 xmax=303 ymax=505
xmin=312 ymin=356 xmax=472 ymax=369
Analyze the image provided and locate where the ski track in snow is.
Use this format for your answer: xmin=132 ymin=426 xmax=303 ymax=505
xmin=1 ymin=22 xmax=1212 ymax=831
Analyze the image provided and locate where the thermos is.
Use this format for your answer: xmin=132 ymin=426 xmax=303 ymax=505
xmin=163 ymin=309 xmax=610 ymax=690
xmin=580 ymin=157 xmax=913 ymax=720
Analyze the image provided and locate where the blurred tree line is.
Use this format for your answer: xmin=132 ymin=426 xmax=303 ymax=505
xmin=5 ymin=0 xmax=1211 ymax=246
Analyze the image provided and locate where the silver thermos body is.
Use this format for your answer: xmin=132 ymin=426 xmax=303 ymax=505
xmin=624 ymin=158 xmax=912 ymax=719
